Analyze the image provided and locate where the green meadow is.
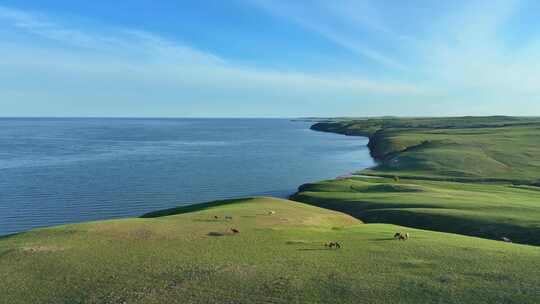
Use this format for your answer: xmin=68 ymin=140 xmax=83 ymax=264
xmin=292 ymin=177 xmax=540 ymax=245
xmin=312 ymin=116 xmax=540 ymax=183
xmin=300 ymin=117 xmax=540 ymax=247
xmin=2 ymin=197 xmax=539 ymax=304
xmin=2 ymin=116 xmax=540 ymax=303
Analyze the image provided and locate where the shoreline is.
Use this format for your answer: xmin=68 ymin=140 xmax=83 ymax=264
xmin=7 ymin=117 xmax=540 ymax=236
xmin=0 ymin=121 xmax=372 ymax=237
xmin=289 ymin=117 xmax=540 ymax=246
xmin=4 ymin=117 xmax=540 ymax=302
xmin=309 ymin=119 xmax=540 ymax=186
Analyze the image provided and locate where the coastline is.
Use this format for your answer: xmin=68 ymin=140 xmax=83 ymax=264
xmin=8 ymin=116 xmax=540 ymax=234
xmin=289 ymin=117 xmax=540 ymax=246
xmin=138 ymin=123 xmax=376 ymax=218
xmin=309 ymin=118 xmax=540 ymax=185
xmin=0 ymin=120 xmax=372 ymax=236
xmin=309 ymin=121 xmax=383 ymax=166
xmin=3 ymin=117 xmax=540 ymax=302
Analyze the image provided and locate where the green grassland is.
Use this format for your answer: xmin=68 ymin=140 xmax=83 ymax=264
xmin=292 ymin=177 xmax=540 ymax=246
xmin=311 ymin=116 xmax=540 ymax=183
xmin=301 ymin=116 xmax=540 ymax=247
xmin=3 ymin=116 xmax=540 ymax=303
xmin=2 ymin=197 xmax=540 ymax=304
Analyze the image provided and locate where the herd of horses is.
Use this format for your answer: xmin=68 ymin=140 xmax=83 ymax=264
xmin=211 ymin=212 xmax=411 ymax=246
xmin=212 ymin=211 xmax=277 ymax=235
xmin=324 ymin=232 xmax=410 ymax=250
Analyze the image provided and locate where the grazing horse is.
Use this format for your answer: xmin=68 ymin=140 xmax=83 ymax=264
xmin=394 ymin=232 xmax=410 ymax=240
xmin=268 ymin=210 xmax=276 ymax=215
xmin=231 ymin=228 xmax=240 ymax=234
xmin=225 ymin=215 xmax=233 ymax=220
xmin=326 ymin=242 xmax=341 ymax=249
xmin=214 ymin=216 xmax=219 ymax=219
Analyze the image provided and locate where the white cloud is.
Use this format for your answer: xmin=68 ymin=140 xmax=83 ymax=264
xmin=248 ymin=0 xmax=407 ymax=70
xmin=3 ymin=1 xmax=540 ymax=117
xmin=418 ymin=0 xmax=540 ymax=96
xmin=0 ymin=4 xmax=430 ymax=117
xmin=0 ymin=5 xmax=225 ymax=65
xmin=248 ymin=0 xmax=540 ymax=108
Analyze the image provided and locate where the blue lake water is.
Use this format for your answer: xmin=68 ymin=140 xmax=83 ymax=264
xmin=0 ymin=118 xmax=374 ymax=236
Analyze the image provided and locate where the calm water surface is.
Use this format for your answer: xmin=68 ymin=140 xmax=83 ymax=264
xmin=0 ymin=118 xmax=373 ymax=235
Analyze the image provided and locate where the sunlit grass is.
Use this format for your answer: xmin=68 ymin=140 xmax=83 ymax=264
xmin=2 ymin=197 xmax=539 ymax=303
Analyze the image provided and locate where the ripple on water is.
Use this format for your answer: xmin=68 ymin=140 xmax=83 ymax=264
xmin=0 ymin=118 xmax=374 ymax=235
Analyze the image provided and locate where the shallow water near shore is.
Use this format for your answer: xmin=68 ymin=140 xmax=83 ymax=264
xmin=0 ymin=118 xmax=374 ymax=235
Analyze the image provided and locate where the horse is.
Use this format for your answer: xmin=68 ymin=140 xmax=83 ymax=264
xmin=326 ymin=242 xmax=341 ymax=249
xmin=394 ymin=232 xmax=410 ymax=240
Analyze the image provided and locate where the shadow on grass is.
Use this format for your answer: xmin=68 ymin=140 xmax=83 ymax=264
xmin=141 ymin=198 xmax=253 ymax=218
xmin=207 ymin=232 xmax=226 ymax=237
xmin=297 ymin=248 xmax=333 ymax=251
xmin=291 ymin=195 xmax=540 ymax=246
xmin=193 ymin=219 xmax=225 ymax=223
xmin=371 ymin=238 xmax=396 ymax=241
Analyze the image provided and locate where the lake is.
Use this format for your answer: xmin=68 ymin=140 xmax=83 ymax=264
xmin=0 ymin=118 xmax=374 ymax=235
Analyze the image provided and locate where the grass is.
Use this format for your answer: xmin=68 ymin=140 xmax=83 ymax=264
xmin=4 ymin=116 xmax=540 ymax=303
xmin=1 ymin=197 xmax=539 ymax=303
xmin=299 ymin=116 xmax=540 ymax=247
xmin=312 ymin=116 xmax=540 ymax=183
xmin=292 ymin=177 xmax=540 ymax=246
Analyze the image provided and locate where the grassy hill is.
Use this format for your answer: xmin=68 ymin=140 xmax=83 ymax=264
xmin=301 ymin=117 xmax=540 ymax=247
xmin=311 ymin=116 xmax=540 ymax=183
xmin=1 ymin=197 xmax=540 ymax=304
xmin=292 ymin=177 xmax=540 ymax=246
xmin=4 ymin=116 xmax=540 ymax=303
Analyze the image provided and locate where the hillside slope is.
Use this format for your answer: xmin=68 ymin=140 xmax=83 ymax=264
xmin=299 ymin=116 xmax=540 ymax=247
xmin=311 ymin=116 xmax=540 ymax=183
xmin=292 ymin=177 xmax=540 ymax=246
xmin=1 ymin=197 xmax=540 ymax=304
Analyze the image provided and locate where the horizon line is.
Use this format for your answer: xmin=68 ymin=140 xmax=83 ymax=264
xmin=1 ymin=115 xmax=539 ymax=119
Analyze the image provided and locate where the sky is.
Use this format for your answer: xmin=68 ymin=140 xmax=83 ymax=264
xmin=1 ymin=0 xmax=540 ymax=117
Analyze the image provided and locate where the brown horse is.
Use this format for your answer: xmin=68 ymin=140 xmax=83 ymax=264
xmin=394 ymin=232 xmax=409 ymax=240
xmin=325 ymin=242 xmax=341 ymax=249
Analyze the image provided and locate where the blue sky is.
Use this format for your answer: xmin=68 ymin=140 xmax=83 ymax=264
xmin=1 ymin=0 xmax=540 ymax=117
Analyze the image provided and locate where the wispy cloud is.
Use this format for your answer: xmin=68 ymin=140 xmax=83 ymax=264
xmin=0 ymin=4 xmax=431 ymax=116
xmin=2 ymin=1 xmax=540 ymax=117
xmin=0 ymin=6 xmax=121 ymax=50
xmin=0 ymin=5 xmax=225 ymax=64
xmin=249 ymin=0 xmax=540 ymax=97
xmin=249 ymin=0 xmax=407 ymax=70
xmin=420 ymin=0 xmax=540 ymax=95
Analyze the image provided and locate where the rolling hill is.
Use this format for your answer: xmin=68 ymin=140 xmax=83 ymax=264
xmin=1 ymin=197 xmax=539 ymax=303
